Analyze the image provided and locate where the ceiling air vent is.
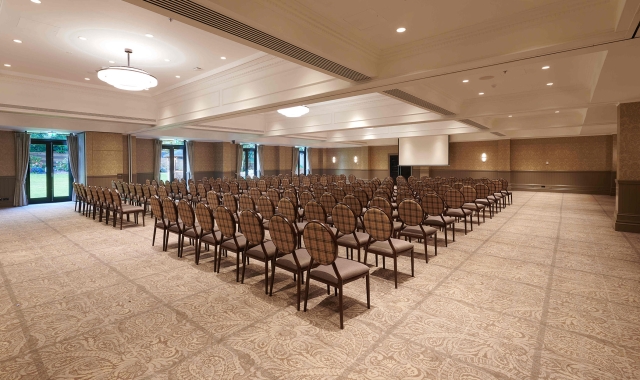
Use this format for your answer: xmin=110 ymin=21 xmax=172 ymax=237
xmin=382 ymin=89 xmax=456 ymax=116
xmin=143 ymin=0 xmax=371 ymax=82
xmin=491 ymin=132 xmax=506 ymax=137
xmin=459 ymin=119 xmax=490 ymax=130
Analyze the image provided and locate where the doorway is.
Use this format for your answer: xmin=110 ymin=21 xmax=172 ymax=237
xmin=241 ymin=146 xmax=256 ymax=178
xmin=160 ymin=145 xmax=185 ymax=182
xmin=389 ymin=155 xmax=412 ymax=181
xmin=27 ymin=139 xmax=72 ymax=204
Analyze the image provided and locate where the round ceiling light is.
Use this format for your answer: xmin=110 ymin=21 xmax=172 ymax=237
xmin=277 ymin=106 xmax=309 ymax=118
xmin=145 ymin=34 xmax=154 ymax=38
xmin=78 ymin=36 xmax=87 ymax=41
xmin=97 ymin=48 xmax=158 ymax=91
xmin=220 ymin=56 xmax=226 ymax=60
xmin=547 ymin=82 xmax=553 ymax=86
xmin=31 ymin=0 xmax=41 ymax=3
xmin=13 ymin=39 xmax=22 ymax=43
xmin=542 ymin=66 xmax=550 ymax=70
xmin=478 ymin=92 xmax=484 ymax=95
xmin=396 ymin=27 xmax=406 ymax=33
xmin=462 ymin=79 xmax=469 ymax=83
xmin=4 ymin=64 xmax=11 ymax=67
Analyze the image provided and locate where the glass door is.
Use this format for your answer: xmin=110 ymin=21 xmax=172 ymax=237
xmin=28 ymin=140 xmax=72 ymax=203
xmin=160 ymin=145 xmax=186 ymax=182
xmin=241 ymin=147 xmax=256 ymax=178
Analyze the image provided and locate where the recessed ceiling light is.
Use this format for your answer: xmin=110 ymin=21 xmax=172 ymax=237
xmin=84 ymin=78 xmax=90 ymax=81
xmin=277 ymin=106 xmax=309 ymax=118
xmin=175 ymin=75 xmax=180 ymax=78
xmin=462 ymin=79 xmax=469 ymax=83
xmin=508 ymin=115 xmax=512 ymax=117
xmin=542 ymin=66 xmax=550 ymax=70
xmin=221 ymin=56 xmax=226 ymax=60
xmin=164 ymin=59 xmax=170 ymax=62
xmin=13 ymin=39 xmax=22 ymax=44
xmin=555 ymin=111 xmax=560 ymax=113
xmin=78 ymin=36 xmax=87 ymax=41
xmin=396 ymin=27 xmax=406 ymax=33
xmin=31 ymin=0 xmax=41 ymax=3
xmin=145 ymin=34 xmax=154 ymax=38
xmin=547 ymin=82 xmax=553 ymax=86
xmin=4 ymin=64 xmax=11 ymax=67
xmin=478 ymin=92 xmax=484 ymax=95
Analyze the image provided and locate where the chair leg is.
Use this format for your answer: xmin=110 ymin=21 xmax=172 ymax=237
xmin=269 ymin=258 xmax=276 ymax=297
xmin=338 ymin=284 xmax=344 ymax=329
xmin=434 ymin=232 xmax=438 ymax=256
xmin=195 ymin=240 xmax=201 ymax=264
xmin=424 ymin=238 xmax=428 ymax=263
xmin=394 ymin=256 xmax=398 ymax=289
xmin=264 ymin=260 xmax=269 ymax=294
xmin=366 ymin=274 xmax=370 ymax=309
xmin=152 ymin=225 xmax=157 ymax=246
xmin=452 ymin=223 xmax=456 ymax=242
xmin=303 ymin=267 xmax=312 ymax=312
xmin=236 ymin=250 xmax=241 ymax=282
xmin=411 ymin=248 xmax=414 ymax=276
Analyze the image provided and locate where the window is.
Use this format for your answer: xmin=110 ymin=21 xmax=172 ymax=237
xmin=27 ymin=134 xmax=72 ymax=203
xmin=297 ymin=147 xmax=307 ymax=175
xmin=160 ymin=141 xmax=185 ymax=182
xmin=241 ymin=144 xmax=257 ymax=178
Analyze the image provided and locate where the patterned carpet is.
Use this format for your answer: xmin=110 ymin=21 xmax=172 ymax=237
xmin=1 ymin=192 xmax=640 ymax=379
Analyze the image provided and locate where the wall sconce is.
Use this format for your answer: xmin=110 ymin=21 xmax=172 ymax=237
xmin=332 ymin=156 xmax=336 ymax=163
xmin=354 ymin=156 xmax=358 ymax=163
xmin=481 ymin=153 xmax=487 ymax=162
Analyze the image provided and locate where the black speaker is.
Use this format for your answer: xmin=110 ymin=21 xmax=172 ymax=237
xmin=232 ymin=140 xmax=236 ymax=144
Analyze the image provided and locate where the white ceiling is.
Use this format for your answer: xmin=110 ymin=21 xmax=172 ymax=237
xmin=1 ymin=0 xmax=640 ymax=146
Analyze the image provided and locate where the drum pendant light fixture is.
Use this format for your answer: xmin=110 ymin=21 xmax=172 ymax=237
xmin=98 ymin=48 xmax=158 ymax=91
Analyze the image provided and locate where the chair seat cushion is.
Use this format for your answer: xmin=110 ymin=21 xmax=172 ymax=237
xmin=275 ymin=249 xmax=311 ymax=271
xmin=393 ymin=221 xmax=403 ymax=231
xmin=246 ymin=240 xmax=277 ymax=261
xmin=155 ymin=218 xmax=170 ymax=228
xmin=367 ymin=239 xmax=413 ymax=256
xmin=475 ymin=199 xmax=493 ymax=205
xmin=337 ymin=232 xmax=371 ymax=249
xmin=121 ymin=205 xmax=144 ymax=213
xmin=309 ymin=257 xmax=369 ymax=285
xmin=462 ymin=203 xmax=485 ymax=211
xmin=295 ymin=222 xmax=308 ymax=234
xmin=183 ymin=228 xmax=199 ymax=239
xmin=445 ymin=209 xmax=472 ymax=218
xmin=221 ymin=233 xmax=257 ymax=252
xmin=424 ymin=215 xmax=455 ymax=226
xmin=400 ymin=225 xmax=437 ymax=238
xmin=200 ymin=231 xmax=227 ymax=245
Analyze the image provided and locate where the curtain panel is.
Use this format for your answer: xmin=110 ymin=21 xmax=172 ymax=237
xmin=13 ymin=132 xmax=31 ymax=206
xmin=153 ymin=139 xmax=162 ymax=181
xmin=256 ymin=145 xmax=264 ymax=178
xmin=236 ymin=144 xmax=243 ymax=179
xmin=67 ymin=134 xmax=80 ymax=200
xmin=185 ymin=140 xmax=195 ymax=181
xmin=291 ymin=148 xmax=299 ymax=176
xmin=306 ymin=147 xmax=312 ymax=175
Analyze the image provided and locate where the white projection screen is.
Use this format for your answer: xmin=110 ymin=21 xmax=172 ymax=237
xmin=399 ymin=135 xmax=450 ymax=166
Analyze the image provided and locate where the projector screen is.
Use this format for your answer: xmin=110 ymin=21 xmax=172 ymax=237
xmin=399 ymin=135 xmax=449 ymax=166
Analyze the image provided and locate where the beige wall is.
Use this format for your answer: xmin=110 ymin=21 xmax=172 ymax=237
xmin=0 ymin=131 xmax=16 ymax=207
xmin=449 ymin=140 xmax=510 ymax=171
xmin=0 ymin=131 xmax=15 ymax=177
xmin=193 ymin=142 xmax=215 ymax=176
xmin=85 ymin=131 xmax=124 ymax=187
xmin=369 ymin=145 xmax=398 ymax=170
xmin=511 ymin=135 xmax=613 ymax=172
xmin=136 ymin=138 xmax=154 ymax=174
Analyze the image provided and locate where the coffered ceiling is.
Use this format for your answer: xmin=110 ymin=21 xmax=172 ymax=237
xmin=1 ymin=0 xmax=640 ymax=147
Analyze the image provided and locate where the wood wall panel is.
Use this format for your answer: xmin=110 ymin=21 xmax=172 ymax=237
xmin=615 ymin=180 xmax=640 ymax=232
xmin=0 ymin=176 xmax=15 ymax=207
xmin=0 ymin=131 xmax=15 ymax=177
xmin=136 ymin=138 xmax=154 ymax=175
xmin=511 ymin=136 xmax=613 ymax=171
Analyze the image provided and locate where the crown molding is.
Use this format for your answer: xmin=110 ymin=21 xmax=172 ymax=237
xmin=461 ymin=84 xmax=590 ymax=107
xmin=263 ymin=0 xmax=380 ymax=61
xmin=381 ymin=0 xmax=613 ymax=62
xmin=0 ymin=104 xmax=156 ymax=124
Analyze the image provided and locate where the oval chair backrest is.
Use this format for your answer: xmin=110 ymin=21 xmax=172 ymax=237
xmin=303 ymin=221 xmax=337 ymax=266
xmin=398 ymin=199 xmax=424 ymax=226
xmin=269 ymin=215 xmax=297 ymax=254
xmin=158 ymin=186 xmax=168 ymax=199
xmin=370 ymin=196 xmax=393 ymax=219
xmin=319 ymin=193 xmax=337 ymax=215
xmin=299 ymin=191 xmax=314 ymax=208
xmin=354 ymin=188 xmax=369 ymax=208
xmin=229 ymin=182 xmax=239 ymax=195
xmin=206 ymin=191 xmax=220 ymax=206
xmin=195 ymin=203 xmax=215 ymax=232
xmin=342 ymin=195 xmax=362 ymax=216
xmin=177 ymin=199 xmax=196 ymax=228
xmin=421 ymin=193 xmax=445 ymax=216
xmin=277 ymin=198 xmax=297 ymax=222
xmin=444 ymin=189 xmax=465 ymax=209
xmin=215 ymin=206 xmax=236 ymax=238
xmin=475 ymin=183 xmax=490 ymax=199
xmin=332 ymin=203 xmax=356 ymax=235
xmin=363 ymin=207 xmax=393 ymax=242
xmin=150 ymin=195 xmax=163 ymax=220
xmin=223 ymin=193 xmax=237 ymax=212
xmin=162 ymin=198 xmax=179 ymax=223
xmin=462 ymin=186 xmax=477 ymax=204
xmin=239 ymin=210 xmax=264 ymax=245
xmin=267 ymin=188 xmax=280 ymax=201
xmin=331 ymin=187 xmax=346 ymax=200
xmin=305 ymin=200 xmax=327 ymax=223
xmin=238 ymin=194 xmax=255 ymax=212
xmin=257 ymin=196 xmax=275 ymax=219
xmin=283 ymin=189 xmax=298 ymax=207
xmin=258 ymin=180 xmax=267 ymax=192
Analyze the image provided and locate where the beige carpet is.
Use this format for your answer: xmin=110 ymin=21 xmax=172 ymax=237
xmin=1 ymin=192 xmax=640 ymax=379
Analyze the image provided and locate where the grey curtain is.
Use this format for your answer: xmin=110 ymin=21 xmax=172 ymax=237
xmin=153 ymin=139 xmax=162 ymax=181
xmin=67 ymin=134 xmax=79 ymax=201
xmin=292 ymin=148 xmax=299 ymax=176
xmin=14 ymin=132 xmax=30 ymax=206
xmin=256 ymin=144 xmax=264 ymax=178
xmin=185 ymin=140 xmax=195 ymax=181
xmin=236 ymin=144 xmax=243 ymax=179
xmin=306 ymin=147 xmax=312 ymax=175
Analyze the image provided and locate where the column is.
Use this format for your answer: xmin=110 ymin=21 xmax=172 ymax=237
xmin=615 ymin=102 xmax=640 ymax=232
